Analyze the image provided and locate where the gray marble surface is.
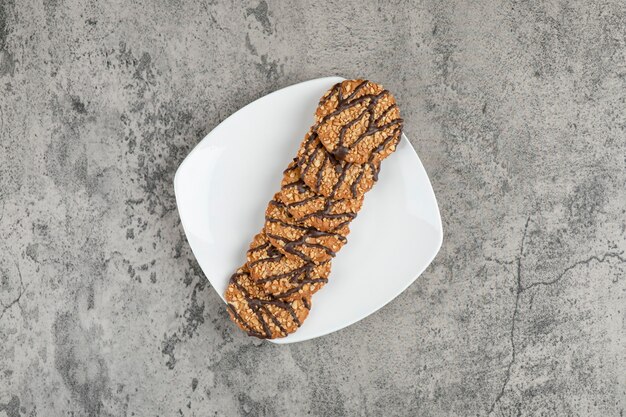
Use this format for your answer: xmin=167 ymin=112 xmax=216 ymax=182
xmin=1 ymin=0 xmax=625 ymax=416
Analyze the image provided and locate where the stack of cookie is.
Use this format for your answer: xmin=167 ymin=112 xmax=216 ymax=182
xmin=224 ymin=79 xmax=404 ymax=339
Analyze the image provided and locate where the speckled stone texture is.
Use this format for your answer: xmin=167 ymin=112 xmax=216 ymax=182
xmin=0 ymin=0 xmax=625 ymax=416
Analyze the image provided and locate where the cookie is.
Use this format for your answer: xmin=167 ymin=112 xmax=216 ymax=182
xmin=264 ymin=197 xmax=348 ymax=264
xmin=247 ymin=233 xmax=330 ymax=300
xmin=297 ymin=130 xmax=379 ymax=200
xmin=225 ymin=266 xmax=311 ymax=339
xmin=315 ymin=79 xmax=403 ymax=164
xmin=278 ymin=161 xmax=363 ymax=232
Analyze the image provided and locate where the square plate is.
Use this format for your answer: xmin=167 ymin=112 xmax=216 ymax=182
xmin=174 ymin=77 xmax=443 ymax=344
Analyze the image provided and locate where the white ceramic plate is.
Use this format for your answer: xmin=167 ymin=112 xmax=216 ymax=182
xmin=174 ymin=77 xmax=442 ymax=344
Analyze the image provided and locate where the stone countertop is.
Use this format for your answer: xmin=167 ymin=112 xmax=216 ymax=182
xmin=1 ymin=1 xmax=625 ymax=416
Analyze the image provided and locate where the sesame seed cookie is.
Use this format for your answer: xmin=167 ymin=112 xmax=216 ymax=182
xmin=297 ymin=130 xmax=379 ymax=200
xmin=315 ymin=79 xmax=403 ymax=164
xmin=247 ymin=233 xmax=330 ymax=301
xmin=225 ymin=266 xmax=311 ymax=339
xmin=264 ymin=197 xmax=349 ymax=264
xmin=278 ymin=160 xmax=363 ymax=232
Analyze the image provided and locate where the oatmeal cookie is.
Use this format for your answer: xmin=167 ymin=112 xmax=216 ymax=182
xmin=225 ymin=266 xmax=311 ymax=339
xmin=264 ymin=197 xmax=349 ymax=264
xmin=247 ymin=233 xmax=330 ymax=301
xmin=278 ymin=161 xmax=363 ymax=232
xmin=315 ymin=79 xmax=403 ymax=164
xmin=297 ymin=130 xmax=379 ymax=200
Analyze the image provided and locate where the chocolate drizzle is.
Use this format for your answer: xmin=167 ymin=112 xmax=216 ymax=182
xmin=371 ymin=162 xmax=380 ymax=182
xmin=330 ymin=161 xmax=351 ymax=198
